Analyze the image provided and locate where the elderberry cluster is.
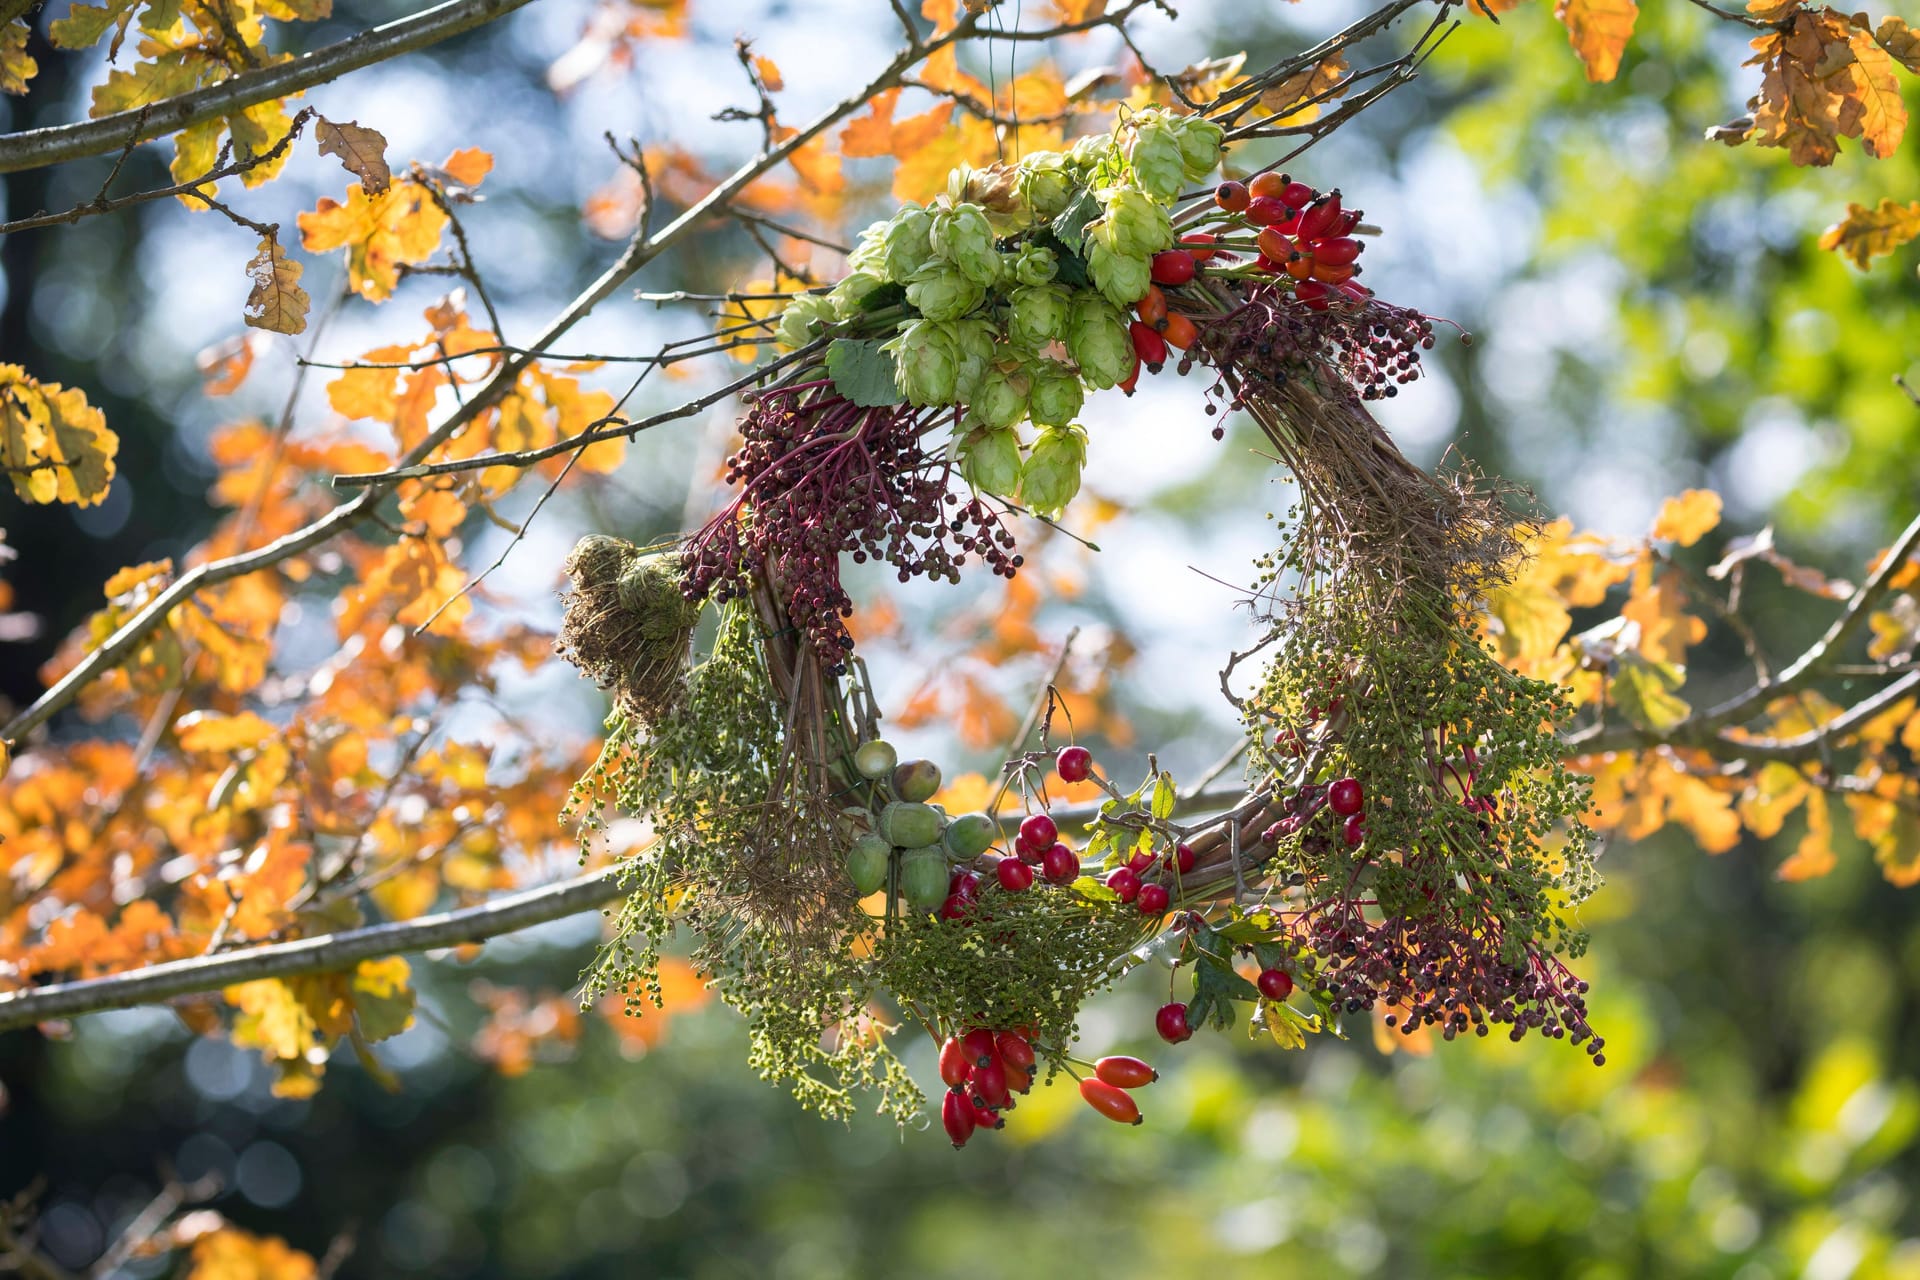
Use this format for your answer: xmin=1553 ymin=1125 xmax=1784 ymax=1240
xmin=681 ymin=391 xmax=1020 ymax=671
xmin=1288 ymin=906 xmax=1603 ymax=1063
xmin=1194 ymin=282 xmax=1438 ymax=410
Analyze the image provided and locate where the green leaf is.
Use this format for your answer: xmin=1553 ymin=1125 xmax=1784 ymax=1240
xmin=825 ymin=338 xmax=903 ymax=407
xmin=1611 ymin=653 xmax=1692 ymax=732
xmin=856 ymin=280 xmax=908 ymax=314
xmin=1150 ymin=771 xmax=1176 ymax=820
xmin=1050 ymin=189 xmax=1101 ymax=252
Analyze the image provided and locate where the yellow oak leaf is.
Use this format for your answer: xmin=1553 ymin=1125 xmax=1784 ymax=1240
xmin=1555 ymin=0 xmax=1639 ymax=82
xmin=752 ymin=53 xmax=783 ymax=91
xmin=175 ymin=709 xmax=277 ymax=754
xmin=299 ymin=180 xmax=450 ymax=302
xmin=1620 ymin=560 xmax=1706 ymax=667
xmin=1822 ymin=198 xmax=1920 ymax=268
xmin=1 ymin=20 xmax=37 ymax=94
xmin=243 ymin=236 xmax=310 ymax=335
xmin=1777 ymin=787 xmax=1836 ymax=880
xmin=1651 ymin=489 xmax=1722 ymax=546
xmin=0 ymin=364 xmax=119 ymax=507
xmin=1739 ymin=761 xmax=1809 ymax=839
xmin=1746 ymin=0 xmax=1797 ymax=18
xmin=1845 ymin=28 xmax=1907 ymax=159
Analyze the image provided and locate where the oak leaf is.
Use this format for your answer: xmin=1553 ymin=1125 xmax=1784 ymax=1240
xmin=187 ymin=1228 xmax=318 ymax=1280
xmin=243 ymin=236 xmax=310 ymax=335
xmin=841 ymin=87 xmax=902 ymax=157
xmin=1875 ymin=15 xmax=1920 ymax=71
xmin=1256 ymin=54 xmax=1348 ymax=122
xmin=1651 ymin=488 xmax=1722 ymax=546
xmin=316 ymin=117 xmax=392 ymax=195
xmin=1 ymin=20 xmax=36 ymax=94
xmin=0 ymin=364 xmax=119 ymax=507
xmin=1818 ymin=197 xmax=1920 ymax=268
xmin=1776 ymin=787 xmax=1836 ymax=880
xmin=1555 ymin=0 xmax=1639 ymax=82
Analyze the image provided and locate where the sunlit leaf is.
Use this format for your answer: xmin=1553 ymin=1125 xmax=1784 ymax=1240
xmin=1818 ymin=197 xmax=1920 ymax=269
xmin=0 ymin=364 xmax=119 ymax=507
xmin=1554 ymin=0 xmax=1638 ymax=83
xmin=243 ymin=236 xmax=310 ymax=335
xmin=1651 ymin=489 xmax=1722 ymax=547
xmin=317 ymin=117 xmax=393 ymax=196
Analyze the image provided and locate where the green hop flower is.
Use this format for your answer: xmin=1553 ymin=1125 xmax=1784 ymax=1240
xmin=949 ymin=318 xmax=997 ymax=401
xmin=848 ymin=219 xmax=890 ymax=274
xmin=929 ymin=203 xmax=999 ymax=284
xmin=959 ymin=425 xmax=1023 ymax=499
xmin=1020 ymin=423 xmax=1087 ymax=516
xmin=1008 ymin=284 xmax=1073 ymax=350
xmin=828 ymin=271 xmax=885 ymax=320
xmin=775 ymin=292 xmax=837 ymax=348
xmin=1172 ymin=115 xmax=1226 ymax=179
xmin=884 ymin=319 xmax=958 ymax=406
xmin=1011 ymin=243 xmax=1059 ymax=287
xmin=883 ymin=207 xmax=937 ymax=281
xmin=905 ymin=261 xmax=985 ymax=322
xmin=1127 ymin=117 xmax=1187 ymax=202
xmin=1066 ymin=293 xmax=1134 ymax=389
xmin=1068 ymin=132 xmax=1114 ymax=172
xmin=969 ymin=365 xmax=1030 ymax=430
xmin=1087 ymin=240 xmax=1152 ymax=308
xmin=1090 ymin=186 xmax=1173 ymax=258
xmin=1017 ymin=153 xmax=1077 ymax=220
xmin=1027 ymin=361 xmax=1084 ymax=427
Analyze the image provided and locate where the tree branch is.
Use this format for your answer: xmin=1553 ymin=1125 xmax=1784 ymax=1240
xmin=0 ymin=0 xmax=534 ymax=175
xmin=0 ymin=784 xmax=1255 ymax=1032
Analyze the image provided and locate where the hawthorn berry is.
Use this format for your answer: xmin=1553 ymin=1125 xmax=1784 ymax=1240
xmin=1155 ymin=1002 xmax=1193 ymax=1044
xmin=949 ymin=869 xmax=982 ymax=901
xmin=1107 ymin=866 xmax=1142 ymax=903
xmin=1257 ymin=968 xmax=1295 ymax=1001
xmin=1171 ymin=842 xmax=1196 ymax=874
xmin=1329 ymin=777 xmax=1364 ymax=817
xmin=1342 ymin=813 xmax=1365 ymax=847
xmin=1018 ymin=813 xmax=1058 ymax=855
xmin=1041 ymin=843 xmax=1080 ymax=885
xmin=1056 ymin=744 xmax=1093 ymax=783
xmin=996 ymin=858 xmax=1035 ymax=892
xmin=1137 ymin=883 xmax=1171 ymax=915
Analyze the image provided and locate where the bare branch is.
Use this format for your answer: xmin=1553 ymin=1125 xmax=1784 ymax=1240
xmin=0 ymin=0 xmax=535 ymax=175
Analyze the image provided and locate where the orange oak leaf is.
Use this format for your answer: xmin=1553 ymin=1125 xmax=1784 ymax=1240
xmin=1651 ymin=489 xmax=1722 ymax=546
xmin=1555 ymin=0 xmax=1639 ymax=83
xmin=1819 ymin=197 xmax=1920 ymax=268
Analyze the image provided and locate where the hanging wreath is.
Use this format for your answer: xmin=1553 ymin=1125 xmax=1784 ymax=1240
xmin=557 ymin=104 xmax=1602 ymax=1145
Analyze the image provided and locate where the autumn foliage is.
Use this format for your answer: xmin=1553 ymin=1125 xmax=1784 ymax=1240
xmin=2 ymin=0 xmax=1920 ymax=1270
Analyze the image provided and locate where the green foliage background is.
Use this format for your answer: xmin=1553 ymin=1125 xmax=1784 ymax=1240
xmin=5 ymin=0 xmax=1920 ymax=1276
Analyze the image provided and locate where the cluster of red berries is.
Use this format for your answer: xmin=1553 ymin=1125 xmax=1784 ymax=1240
xmin=1104 ymin=839 xmax=1195 ymax=917
xmin=939 ymin=1028 xmax=1160 ymax=1146
xmin=1214 ymin=172 xmax=1370 ymax=312
xmin=1263 ymin=774 xmax=1369 ymax=850
xmin=939 ymin=1027 xmax=1036 ymax=1146
xmin=937 ymin=746 xmax=1110 ymax=920
xmin=1155 ymin=968 xmax=1294 ymax=1045
xmin=1121 ymin=235 xmax=1222 ymax=389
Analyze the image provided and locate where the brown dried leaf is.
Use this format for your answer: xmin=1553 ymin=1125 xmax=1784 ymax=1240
xmin=1255 ymin=54 xmax=1347 ymax=120
xmin=1875 ymin=14 xmax=1920 ymax=71
xmin=243 ymin=236 xmax=310 ymax=336
xmin=1747 ymin=0 xmax=1799 ymax=21
xmin=316 ymin=117 xmax=391 ymax=196
xmin=1818 ymin=198 xmax=1920 ymax=267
